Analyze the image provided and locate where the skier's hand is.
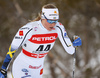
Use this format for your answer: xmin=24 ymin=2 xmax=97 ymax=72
xmin=72 ymin=35 xmax=82 ymax=47
xmin=0 ymin=69 xmax=7 ymax=78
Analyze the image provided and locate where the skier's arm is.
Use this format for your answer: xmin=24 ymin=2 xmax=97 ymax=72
xmin=0 ymin=25 xmax=33 ymax=77
xmin=56 ymin=23 xmax=75 ymax=54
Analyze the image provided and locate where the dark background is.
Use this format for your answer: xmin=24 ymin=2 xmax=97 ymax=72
xmin=0 ymin=0 xmax=100 ymax=78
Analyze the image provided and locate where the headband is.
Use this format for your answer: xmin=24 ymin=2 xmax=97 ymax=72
xmin=41 ymin=8 xmax=59 ymax=20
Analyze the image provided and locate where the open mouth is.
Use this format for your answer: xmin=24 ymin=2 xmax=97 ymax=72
xmin=50 ymin=27 xmax=54 ymax=29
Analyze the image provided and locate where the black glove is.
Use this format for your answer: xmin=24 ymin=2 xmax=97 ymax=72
xmin=0 ymin=69 xmax=7 ymax=78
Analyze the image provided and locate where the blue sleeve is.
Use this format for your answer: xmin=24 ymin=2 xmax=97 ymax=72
xmin=1 ymin=46 xmax=16 ymax=70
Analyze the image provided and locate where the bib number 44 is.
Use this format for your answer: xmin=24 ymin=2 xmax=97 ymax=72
xmin=36 ymin=44 xmax=51 ymax=51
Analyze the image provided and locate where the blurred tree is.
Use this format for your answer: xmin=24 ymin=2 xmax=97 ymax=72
xmin=0 ymin=0 xmax=100 ymax=78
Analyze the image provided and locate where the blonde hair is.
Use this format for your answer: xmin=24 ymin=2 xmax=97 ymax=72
xmin=32 ymin=4 xmax=57 ymax=22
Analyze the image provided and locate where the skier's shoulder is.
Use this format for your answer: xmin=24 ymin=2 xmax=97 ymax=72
xmin=19 ymin=21 xmax=39 ymax=31
xmin=18 ymin=22 xmax=37 ymax=35
xmin=55 ymin=22 xmax=65 ymax=29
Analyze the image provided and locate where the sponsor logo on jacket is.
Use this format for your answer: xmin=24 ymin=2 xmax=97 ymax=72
xmin=29 ymin=33 xmax=58 ymax=44
xmin=29 ymin=65 xmax=42 ymax=69
xmin=21 ymin=68 xmax=31 ymax=78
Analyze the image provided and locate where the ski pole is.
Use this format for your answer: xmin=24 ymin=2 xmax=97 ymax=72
xmin=72 ymin=35 xmax=78 ymax=78
xmin=72 ymin=48 xmax=76 ymax=78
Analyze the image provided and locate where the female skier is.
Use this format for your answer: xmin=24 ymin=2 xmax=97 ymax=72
xmin=0 ymin=4 xmax=82 ymax=78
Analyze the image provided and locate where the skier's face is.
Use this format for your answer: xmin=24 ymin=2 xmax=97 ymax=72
xmin=42 ymin=19 xmax=57 ymax=31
